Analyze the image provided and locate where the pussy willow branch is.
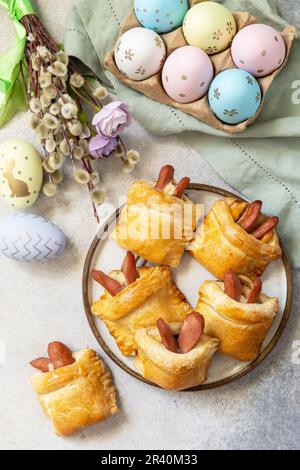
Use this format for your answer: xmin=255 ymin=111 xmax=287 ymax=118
xmin=20 ymin=14 xmax=101 ymax=223
xmin=21 ymin=15 xmax=58 ymax=95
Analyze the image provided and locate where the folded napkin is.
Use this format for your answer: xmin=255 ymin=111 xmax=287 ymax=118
xmin=64 ymin=0 xmax=300 ymax=267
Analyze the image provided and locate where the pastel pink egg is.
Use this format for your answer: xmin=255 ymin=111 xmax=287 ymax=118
xmin=231 ymin=24 xmax=286 ymax=78
xmin=162 ymin=46 xmax=214 ymax=104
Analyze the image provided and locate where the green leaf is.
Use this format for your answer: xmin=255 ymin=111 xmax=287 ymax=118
xmin=0 ymin=73 xmax=28 ymax=128
xmin=0 ymin=2 xmax=28 ymax=127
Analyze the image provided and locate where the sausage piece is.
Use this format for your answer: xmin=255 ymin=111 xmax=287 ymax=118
xmin=30 ymin=357 xmax=51 ymax=373
xmin=123 ymin=251 xmax=139 ymax=286
xmin=237 ymin=200 xmax=262 ymax=232
xmin=247 ymin=278 xmax=263 ymax=304
xmin=251 ymin=216 xmax=279 ymax=240
xmin=173 ymin=177 xmax=190 ymax=198
xmin=92 ymin=269 xmax=123 ymax=296
xmin=155 ymin=165 xmax=175 ymax=190
xmin=156 ymin=318 xmax=178 ymax=353
xmin=178 ymin=312 xmax=205 ymax=354
xmin=48 ymin=342 xmax=75 ymax=369
xmin=224 ymin=269 xmax=242 ymax=301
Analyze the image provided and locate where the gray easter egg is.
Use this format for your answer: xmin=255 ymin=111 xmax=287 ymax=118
xmin=0 ymin=213 xmax=66 ymax=262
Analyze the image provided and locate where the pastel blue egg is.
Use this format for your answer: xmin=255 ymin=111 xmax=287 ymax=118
xmin=208 ymin=69 xmax=262 ymax=125
xmin=134 ymin=0 xmax=189 ymax=34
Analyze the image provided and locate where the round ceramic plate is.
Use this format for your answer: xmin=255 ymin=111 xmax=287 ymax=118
xmin=82 ymin=184 xmax=293 ymax=391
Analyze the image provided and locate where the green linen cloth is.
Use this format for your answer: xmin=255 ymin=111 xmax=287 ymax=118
xmin=64 ymin=0 xmax=300 ymax=267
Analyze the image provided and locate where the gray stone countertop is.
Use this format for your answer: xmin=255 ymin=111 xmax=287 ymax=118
xmin=0 ymin=0 xmax=299 ymax=450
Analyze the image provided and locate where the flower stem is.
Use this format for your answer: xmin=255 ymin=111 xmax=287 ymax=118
xmin=71 ymin=85 xmax=100 ymax=112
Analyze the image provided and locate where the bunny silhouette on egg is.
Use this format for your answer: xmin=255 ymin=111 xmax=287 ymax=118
xmin=3 ymin=159 xmax=31 ymax=198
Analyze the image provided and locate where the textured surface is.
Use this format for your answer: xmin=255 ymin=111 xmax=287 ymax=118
xmin=0 ymin=0 xmax=299 ymax=450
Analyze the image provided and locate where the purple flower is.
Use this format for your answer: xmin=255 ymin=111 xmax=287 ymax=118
xmin=89 ymin=134 xmax=118 ymax=159
xmin=92 ymin=101 xmax=132 ymax=138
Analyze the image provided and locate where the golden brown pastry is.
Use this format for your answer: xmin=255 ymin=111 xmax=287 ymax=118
xmin=31 ymin=346 xmax=118 ymax=437
xmin=197 ymin=272 xmax=279 ymax=362
xmin=189 ymin=197 xmax=282 ymax=279
xmin=134 ymin=314 xmax=219 ymax=390
xmin=111 ymin=165 xmax=201 ymax=267
xmin=91 ymin=259 xmax=193 ymax=356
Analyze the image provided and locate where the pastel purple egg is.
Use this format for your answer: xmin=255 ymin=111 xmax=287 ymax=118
xmin=162 ymin=46 xmax=214 ymax=104
xmin=231 ymin=24 xmax=286 ymax=78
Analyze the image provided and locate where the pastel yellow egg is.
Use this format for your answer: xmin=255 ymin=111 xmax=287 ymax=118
xmin=183 ymin=1 xmax=237 ymax=55
xmin=0 ymin=139 xmax=43 ymax=209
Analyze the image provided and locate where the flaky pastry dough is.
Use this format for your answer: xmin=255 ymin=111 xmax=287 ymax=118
xmin=91 ymin=266 xmax=193 ymax=356
xmin=31 ymin=349 xmax=118 ymax=436
xmin=189 ymin=198 xmax=282 ymax=279
xmin=197 ymin=276 xmax=279 ymax=362
xmin=134 ymin=323 xmax=219 ymax=390
xmin=111 ymin=180 xmax=200 ymax=267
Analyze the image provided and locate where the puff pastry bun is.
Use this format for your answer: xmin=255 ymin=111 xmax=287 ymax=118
xmin=134 ymin=323 xmax=219 ymax=390
xmin=111 ymin=180 xmax=200 ymax=267
xmin=190 ymin=197 xmax=282 ymax=279
xmin=31 ymin=349 xmax=118 ymax=436
xmin=197 ymin=276 xmax=279 ymax=361
xmin=92 ymin=266 xmax=193 ymax=356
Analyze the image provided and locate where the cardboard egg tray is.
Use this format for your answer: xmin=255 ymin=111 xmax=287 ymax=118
xmin=104 ymin=0 xmax=297 ymax=134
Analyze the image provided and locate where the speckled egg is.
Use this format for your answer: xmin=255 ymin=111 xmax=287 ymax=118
xmin=134 ymin=0 xmax=189 ymax=34
xmin=115 ymin=27 xmax=166 ymax=81
xmin=0 ymin=139 xmax=43 ymax=209
xmin=162 ymin=46 xmax=214 ymax=103
xmin=183 ymin=1 xmax=237 ymax=54
xmin=231 ymin=24 xmax=286 ymax=77
xmin=208 ymin=69 xmax=262 ymax=124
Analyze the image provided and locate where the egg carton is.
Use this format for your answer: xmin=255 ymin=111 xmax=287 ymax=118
xmin=104 ymin=3 xmax=297 ymax=135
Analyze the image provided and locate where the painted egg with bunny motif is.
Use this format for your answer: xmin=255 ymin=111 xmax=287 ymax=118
xmin=134 ymin=0 xmax=189 ymax=34
xmin=114 ymin=27 xmax=166 ymax=81
xmin=0 ymin=139 xmax=43 ymax=209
